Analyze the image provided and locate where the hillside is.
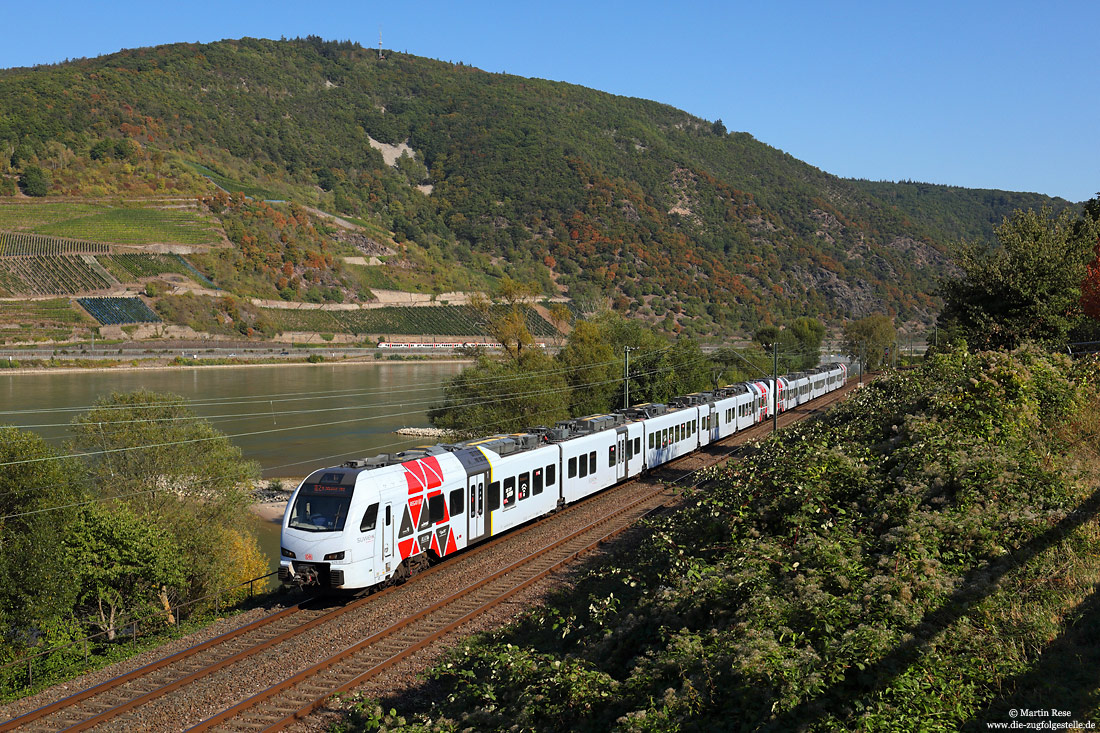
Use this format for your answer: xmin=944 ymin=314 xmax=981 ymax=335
xmin=0 ymin=37 xmax=1074 ymax=340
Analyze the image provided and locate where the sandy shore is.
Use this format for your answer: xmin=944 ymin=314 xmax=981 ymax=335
xmin=250 ymin=500 xmax=288 ymax=523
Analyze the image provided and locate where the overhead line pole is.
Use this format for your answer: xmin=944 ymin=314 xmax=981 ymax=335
xmin=772 ymin=342 xmax=778 ymax=433
xmin=623 ymin=346 xmax=635 ymax=410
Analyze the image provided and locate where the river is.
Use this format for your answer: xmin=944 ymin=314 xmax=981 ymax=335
xmin=0 ymin=361 xmax=466 ymax=571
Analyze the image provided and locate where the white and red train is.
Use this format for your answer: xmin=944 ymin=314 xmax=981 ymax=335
xmin=278 ymin=361 xmax=848 ymax=590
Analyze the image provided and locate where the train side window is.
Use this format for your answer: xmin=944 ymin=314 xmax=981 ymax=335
xmin=488 ymin=481 xmax=501 ymax=511
xmin=608 ymin=445 xmax=616 ymax=467
xmin=503 ymin=477 xmax=516 ymax=508
xmin=518 ymin=472 xmax=530 ymax=500
xmin=546 ymin=464 xmax=556 ymax=486
xmin=634 ymin=437 xmax=641 ymax=454
xmin=386 ymin=505 xmax=392 ymax=526
xmin=625 ymin=439 xmax=632 ymax=460
xmin=649 ymin=433 xmax=654 ymax=449
xmin=428 ymin=494 xmax=446 ymax=523
xmin=579 ymin=456 xmax=588 ymax=478
xmin=360 ymin=502 xmax=379 ymax=532
xmin=589 ymin=451 xmax=596 ymax=473
xmin=568 ymin=456 xmax=577 ymax=478
xmin=533 ymin=468 xmax=543 ymax=495
xmin=450 ymin=489 xmax=464 ymax=517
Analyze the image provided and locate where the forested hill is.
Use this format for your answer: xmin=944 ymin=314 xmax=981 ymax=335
xmin=0 ymin=37 xmax=1072 ymax=335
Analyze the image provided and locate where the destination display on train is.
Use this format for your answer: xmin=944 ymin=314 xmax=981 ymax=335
xmin=306 ymin=484 xmax=351 ymax=493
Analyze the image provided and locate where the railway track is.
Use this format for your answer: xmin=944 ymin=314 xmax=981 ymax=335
xmin=0 ymin=380 xmax=856 ymax=732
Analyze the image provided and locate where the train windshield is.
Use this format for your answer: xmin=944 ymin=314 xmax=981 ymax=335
xmin=288 ymin=483 xmax=354 ymax=532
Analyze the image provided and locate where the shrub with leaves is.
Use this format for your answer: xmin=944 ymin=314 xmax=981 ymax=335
xmin=338 ymin=346 xmax=1100 ymax=731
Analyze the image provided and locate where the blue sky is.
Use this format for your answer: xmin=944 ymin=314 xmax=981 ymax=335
xmin=2 ymin=0 xmax=1096 ymax=201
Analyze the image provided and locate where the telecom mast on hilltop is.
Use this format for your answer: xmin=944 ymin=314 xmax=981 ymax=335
xmin=378 ymin=28 xmax=385 ymax=60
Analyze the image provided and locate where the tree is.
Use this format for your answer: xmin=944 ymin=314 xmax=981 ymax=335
xmin=939 ymin=207 xmax=1099 ymax=350
xmin=67 ymin=391 xmax=262 ymax=603
xmin=843 ymin=314 xmax=896 ymax=370
xmin=469 ymin=277 xmax=543 ymax=360
xmin=546 ymin=302 xmax=572 ymax=347
xmin=754 ymin=325 xmax=781 ymax=351
xmin=428 ymin=350 xmax=571 ymax=437
xmin=0 ymin=428 xmax=85 ymax=637
xmin=557 ymin=320 xmax=616 ymax=416
xmin=65 ymin=500 xmax=185 ymax=640
xmin=18 ymin=165 xmax=49 ymax=196
xmin=789 ymin=316 xmax=825 ymax=368
xmin=1075 ymin=195 xmax=1100 ymax=322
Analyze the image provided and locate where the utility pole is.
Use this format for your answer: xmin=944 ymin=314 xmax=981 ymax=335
xmin=623 ymin=346 xmax=635 ymax=410
xmin=772 ymin=341 xmax=778 ymax=433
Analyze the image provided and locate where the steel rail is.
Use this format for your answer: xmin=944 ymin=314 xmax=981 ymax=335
xmin=0 ymin=600 xmax=317 ymax=733
xmin=188 ymin=476 xmax=677 ymax=731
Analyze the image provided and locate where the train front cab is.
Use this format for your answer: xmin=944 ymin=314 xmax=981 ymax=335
xmin=279 ymin=468 xmax=388 ymax=590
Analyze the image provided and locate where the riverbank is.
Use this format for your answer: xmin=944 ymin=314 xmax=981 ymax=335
xmin=249 ymin=481 xmax=298 ymax=523
xmin=0 ymin=354 xmax=472 ymax=376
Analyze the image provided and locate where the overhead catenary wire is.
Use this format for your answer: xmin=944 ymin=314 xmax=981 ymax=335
xmin=0 ymin=344 xmax=687 ymax=431
xmin=0 ymin=379 xmax=640 ymax=521
xmin=0 ymin=344 xmax=680 ymax=420
xmin=0 ymin=345 xmax=790 ymax=514
xmin=0 ymin=352 xmax=710 ymax=479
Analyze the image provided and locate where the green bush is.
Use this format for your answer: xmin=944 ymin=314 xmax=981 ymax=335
xmin=18 ymin=166 xmax=50 ymax=197
xmin=353 ymin=347 xmax=1100 ymax=731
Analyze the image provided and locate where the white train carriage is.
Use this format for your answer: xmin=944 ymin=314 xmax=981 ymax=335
xmin=709 ymin=384 xmax=751 ymax=438
xmin=809 ymin=369 xmax=827 ymax=400
xmin=638 ymin=404 xmax=700 ymax=469
xmin=555 ymin=415 xmax=627 ymax=503
xmin=463 ymin=434 xmax=562 ymax=530
xmin=825 ymin=362 xmax=848 ymax=391
xmin=670 ymin=392 xmax=715 ymax=449
xmin=787 ymin=372 xmax=812 ymax=406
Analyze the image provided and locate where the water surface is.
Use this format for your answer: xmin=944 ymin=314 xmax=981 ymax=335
xmin=0 ymin=361 xmax=463 ymax=477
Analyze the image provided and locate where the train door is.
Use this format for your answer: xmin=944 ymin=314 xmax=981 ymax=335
xmin=616 ymin=429 xmax=627 ymax=481
xmin=382 ymin=501 xmax=393 ymax=569
xmin=468 ymin=472 xmax=489 ymax=544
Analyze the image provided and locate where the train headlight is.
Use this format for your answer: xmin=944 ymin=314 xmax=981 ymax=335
xmin=281 ymin=547 xmax=296 ymax=558
xmin=324 ymin=551 xmax=345 ymax=561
